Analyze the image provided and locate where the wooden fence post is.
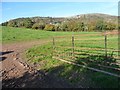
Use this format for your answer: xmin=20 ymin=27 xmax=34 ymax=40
xmin=104 ymin=33 xmax=107 ymax=59
xmin=72 ymin=36 xmax=74 ymax=59
xmin=52 ymin=37 xmax=55 ymax=57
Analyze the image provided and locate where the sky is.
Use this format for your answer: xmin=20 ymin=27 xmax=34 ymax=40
xmin=1 ymin=2 xmax=118 ymax=23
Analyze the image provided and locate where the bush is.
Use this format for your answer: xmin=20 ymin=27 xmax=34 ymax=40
xmin=24 ymin=18 xmax=33 ymax=28
xmin=32 ymin=23 xmax=45 ymax=30
xmin=44 ymin=24 xmax=55 ymax=31
xmin=7 ymin=21 xmax=17 ymax=27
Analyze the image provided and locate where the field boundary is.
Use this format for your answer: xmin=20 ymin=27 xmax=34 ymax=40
xmin=53 ymin=56 xmax=120 ymax=78
xmin=52 ymin=34 xmax=120 ymax=78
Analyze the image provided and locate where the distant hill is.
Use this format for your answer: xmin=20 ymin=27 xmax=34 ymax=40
xmin=1 ymin=13 xmax=119 ymax=32
xmin=70 ymin=13 xmax=118 ymax=23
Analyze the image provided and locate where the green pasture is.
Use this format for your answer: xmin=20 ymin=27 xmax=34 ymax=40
xmin=1 ymin=26 xmax=100 ymax=43
xmin=26 ymin=32 xmax=119 ymax=88
xmin=2 ymin=26 xmax=119 ymax=88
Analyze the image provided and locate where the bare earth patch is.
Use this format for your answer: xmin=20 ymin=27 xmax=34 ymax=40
xmin=1 ymin=40 xmax=50 ymax=88
xmin=1 ymin=40 xmax=74 ymax=88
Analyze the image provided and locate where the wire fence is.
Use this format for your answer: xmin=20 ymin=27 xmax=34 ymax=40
xmin=52 ymin=33 xmax=120 ymax=77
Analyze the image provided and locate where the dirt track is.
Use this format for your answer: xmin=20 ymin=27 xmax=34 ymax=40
xmin=1 ymin=40 xmax=49 ymax=88
xmin=1 ymin=39 xmax=75 ymax=88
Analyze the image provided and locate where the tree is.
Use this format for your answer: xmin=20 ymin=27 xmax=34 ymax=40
xmin=95 ymin=20 xmax=106 ymax=31
xmin=87 ymin=21 xmax=96 ymax=31
xmin=60 ymin=22 xmax=68 ymax=31
xmin=1 ymin=22 xmax=8 ymax=26
xmin=44 ymin=24 xmax=55 ymax=31
xmin=24 ymin=18 xmax=33 ymax=28
xmin=105 ymin=22 xmax=117 ymax=30
xmin=16 ymin=21 xmax=24 ymax=27
xmin=32 ymin=23 xmax=45 ymax=30
xmin=7 ymin=20 xmax=17 ymax=27
xmin=54 ymin=24 xmax=60 ymax=31
xmin=81 ymin=22 xmax=85 ymax=31
xmin=75 ymin=21 xmax=82 ymax=32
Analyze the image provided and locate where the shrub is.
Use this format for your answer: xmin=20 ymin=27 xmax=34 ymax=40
xmin=32 ymin=23 xmax=45 ymax=30
xmin=24 ymin=18 xmax=33 ymax=28
xmin=44 ymin=24 xmax=55 ymax=31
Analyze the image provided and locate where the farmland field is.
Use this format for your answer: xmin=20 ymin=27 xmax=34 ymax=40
xmin=2 ymin=2 xmax=119 ymax=88
xmin=25 ymin=29 xmax=119 ymax=88
xmin=2 ymin=26 xmax=120 ymax=88
xmin=2 ymin=26 xmax=99 ymax=44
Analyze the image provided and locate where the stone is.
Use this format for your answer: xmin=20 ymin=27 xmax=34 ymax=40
xmin=13 ymin=58 xmax=18 ymax=60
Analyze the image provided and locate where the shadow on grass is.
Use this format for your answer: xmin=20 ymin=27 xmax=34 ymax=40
xmin=2 ymin=48 xmax=120 ymax=88
xmin=53 ymin=52 xmax=120 ymax=88
xmin=72 ymin=54 xmax=120 ymax=88
xmin=75 ymin=54 xmax=120 ymax=70
xmin=2 ymin=59 xmax=120 ymax=88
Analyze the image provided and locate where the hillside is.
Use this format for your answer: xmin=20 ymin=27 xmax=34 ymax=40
xmin=71 ymin=13 xmax=117 ymax=23
xmin=1 ymin=13 xmax=118 ymax=32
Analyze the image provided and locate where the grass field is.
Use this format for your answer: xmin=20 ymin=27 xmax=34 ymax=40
xmin=26 ymin=43 xmax=119 ymax=88
xmin=2 ymin=26 xmax=119 ymax=88
xmin=25 ymin=31 xmax=119 ymax=88
xmin=2 ymin=26 xmax=100 ymax=43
